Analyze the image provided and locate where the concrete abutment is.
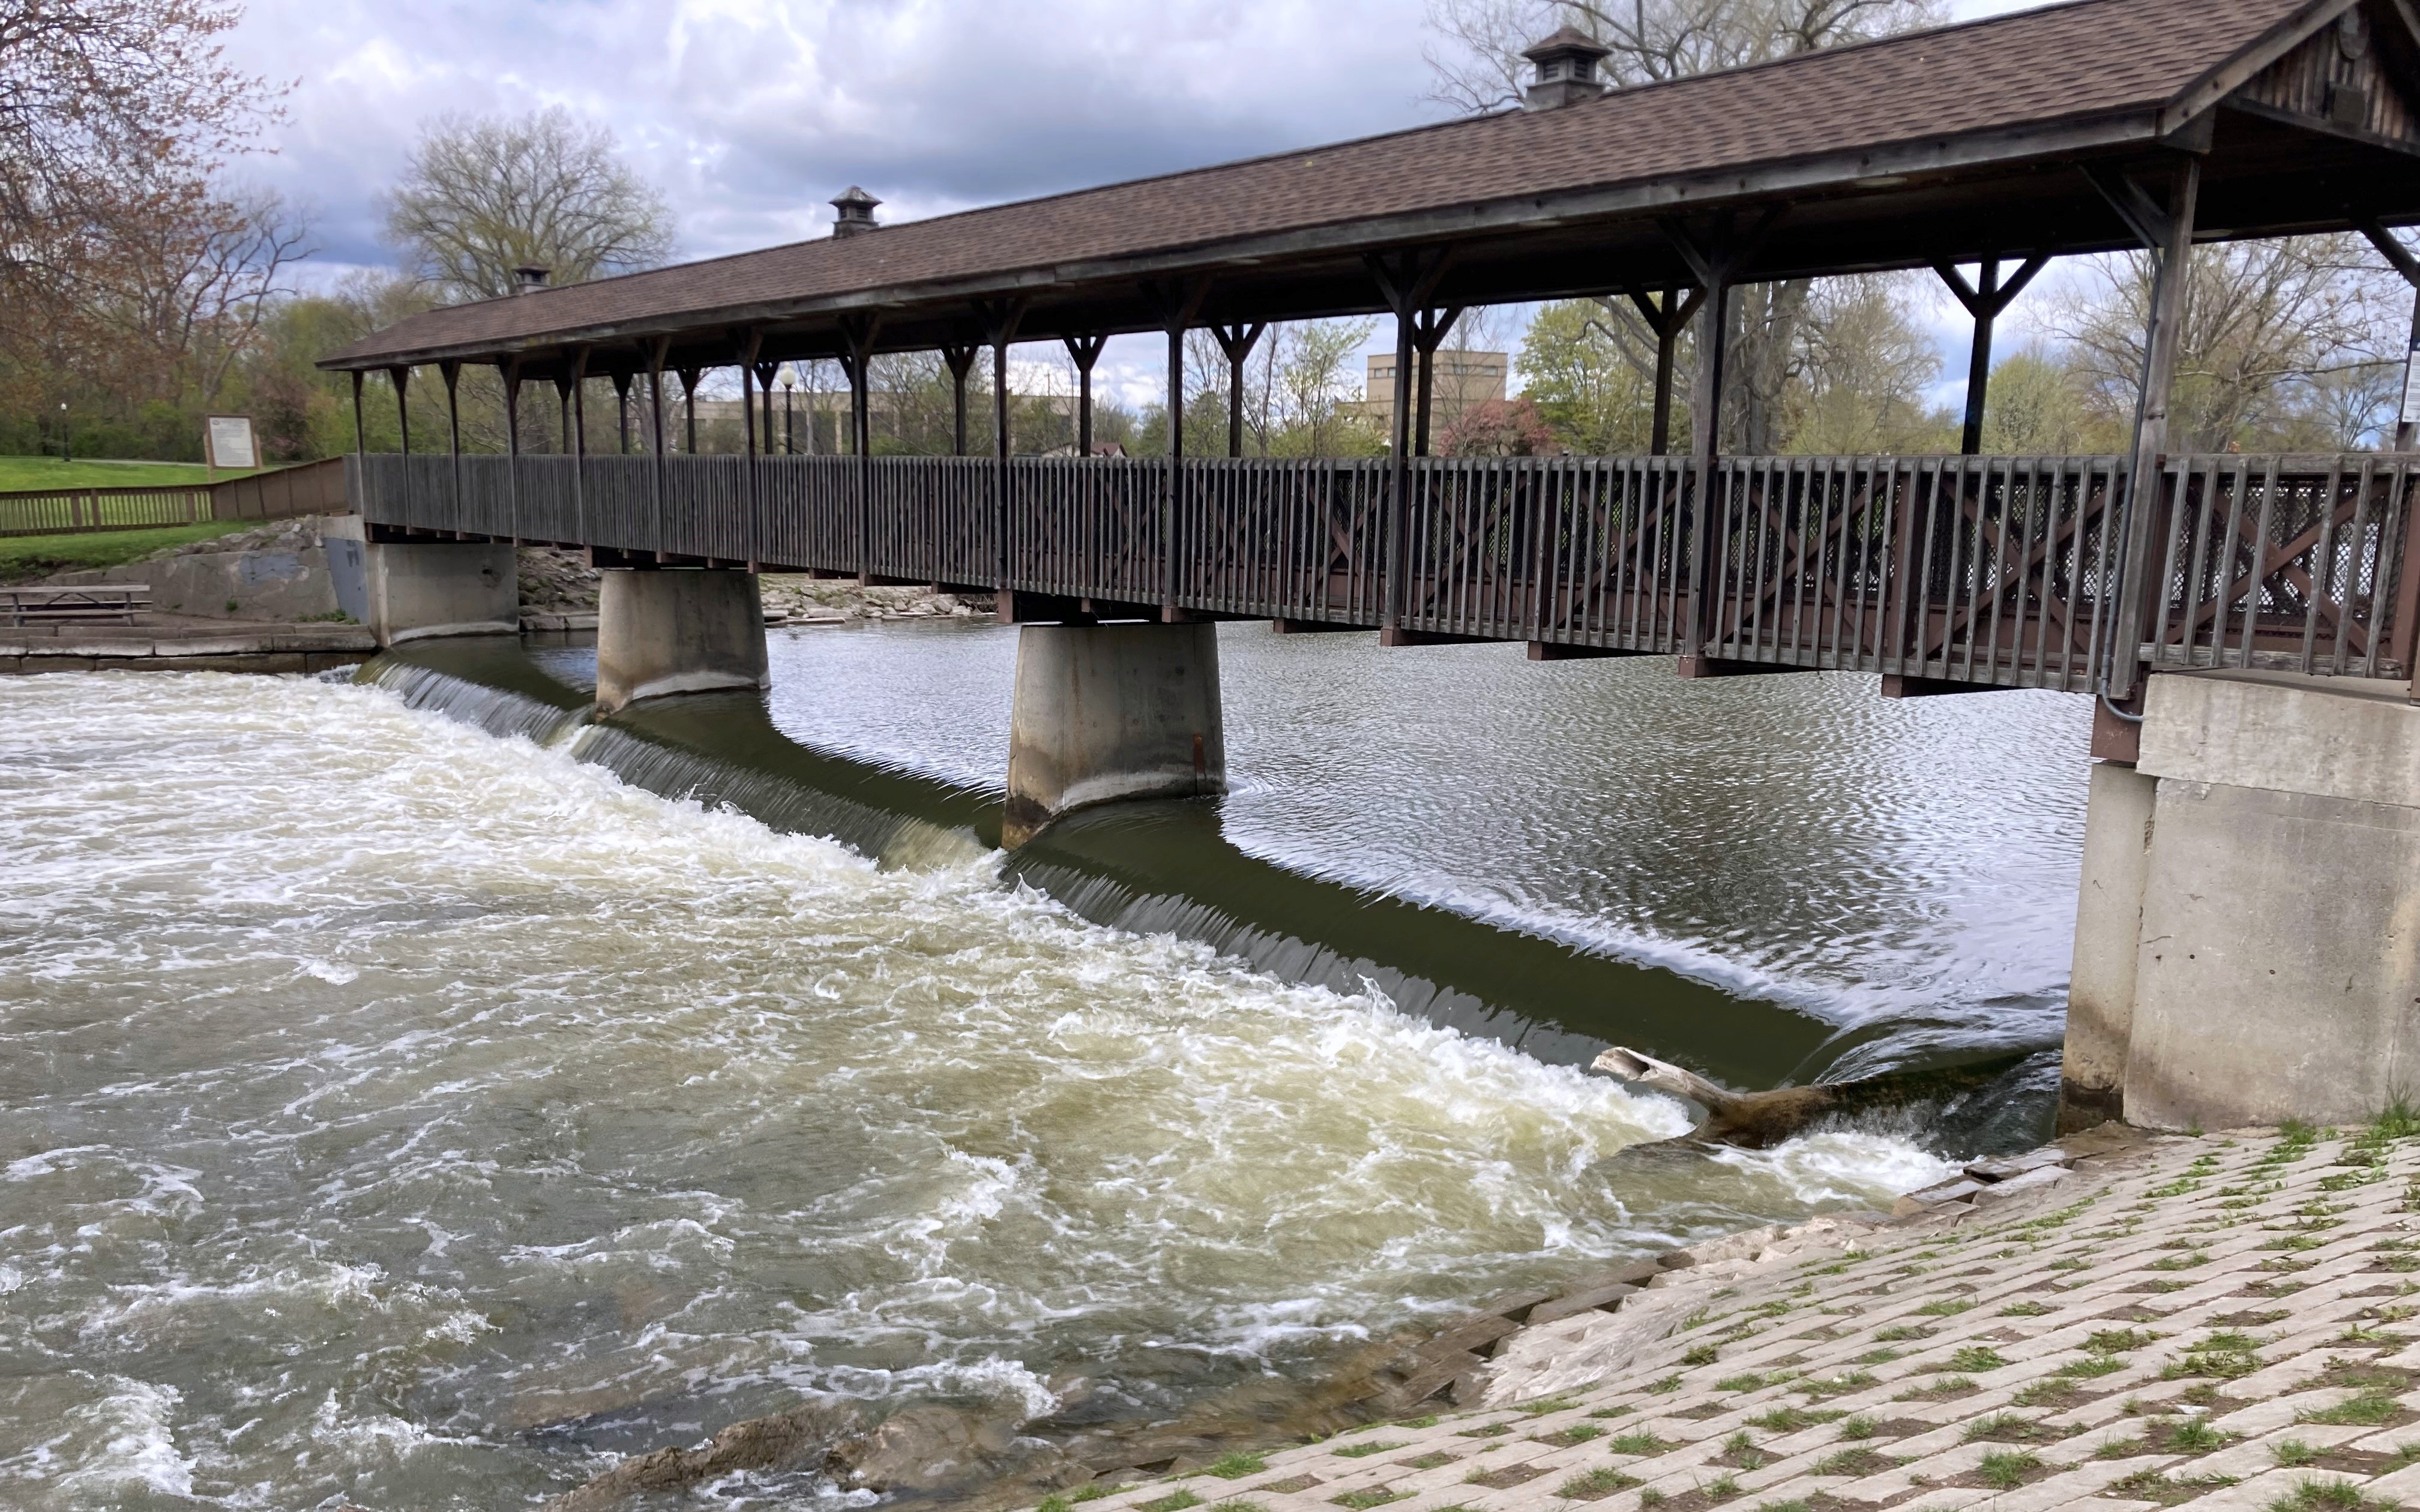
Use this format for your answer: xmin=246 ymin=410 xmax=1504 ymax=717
xmin=323 ymin=517 xmax=517 ymax=647
xmin=1004 ymin=621 xmax=1225 ymax=848
xmin=2059 ymin=670 xmax=2420 ymax=1133
xmin=594 ymin=569 xmax=769 ymax=715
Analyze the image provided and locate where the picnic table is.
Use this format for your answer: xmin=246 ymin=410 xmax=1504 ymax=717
xmin=0 ymin=585 xmax=152 ymax=626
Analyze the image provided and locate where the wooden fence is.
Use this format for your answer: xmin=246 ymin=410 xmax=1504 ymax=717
xmin=0 ymin=457 xmax=349 ymax=538
xmin=349 ymin=450 xmax=2418 ymax=689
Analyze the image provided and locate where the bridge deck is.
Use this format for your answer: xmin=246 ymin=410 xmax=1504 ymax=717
xmin=352 ymin=451 xmax=2416 ymax=691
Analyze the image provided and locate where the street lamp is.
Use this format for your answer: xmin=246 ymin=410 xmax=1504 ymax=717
xmin=58 ymin=401 xmax=68 ymax=463
xmin=782 ymin=370 xmax=796 ymax=455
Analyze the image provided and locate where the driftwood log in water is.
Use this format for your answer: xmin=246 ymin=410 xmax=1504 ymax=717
xmin=1590 ymin=1046 xmax=2012 ymax=1150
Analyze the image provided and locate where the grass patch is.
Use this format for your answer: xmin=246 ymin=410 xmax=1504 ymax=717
xmin=1871 ymin=1324 xmax=1931 ymax=1342
xmin=2108 ymin=1468 xmax=2241 ymax=1506
xmin=1681 ymin=1343 xmax=1721 ymax=1366
xmin=1742 ymin=1406 xmax=1840 ymax=1432
xmin=1976 ymin=1450 xmax=2042 ymax=1490
xmin=1912 ymin=1298 xmax=1973 ymax=1317
xmin=1400 ymin=1452 xmax=1454 ymax=1470
xmin=1608 ymin=1432 xmax=1670 ymax=1456
xmin=1328 ymin=1492 xmax=1407 ymax=1510
xmin=2088 ymin=1329 xmax=2160 ymax=1354
xmin=1142 ymin=1493 xmax=1203 ymax=1512
xmin=2265 ymin=1478 xmax=2392 ymax=1510
xmin=1645 ymin=1374 xmax=1684 ymax=1394
xmin=1836 ymin=1415 xmax=1877 ymax=1440
xmin=2014 ymin=1378 xmax=2084 ymax=1408
xmin=1555 ymin=1468 xmax=1639 ymax=1501
xmin=1945 ymin=1346 xmax=2008 ymax=1372
xmin=2167 ymin=1331 xmax=2262 ymax=1381
xmin=1798 ymin=1371 xmax=1877 ymax=1399
xmin=1999 ymin=1301 xmax=2051 ymax=1317
xmin=1714 ymin=1373 xmax=1767 ymax=1393
xmin=1454 ymin=1423 xmax=1510 ymax=1438
xmin=1203 ymin=1453 xmax=1266 ymax=1479
xmin=1894 ymin=1375 xmax=1975 ymax=1401
xmin=0 ymin=519 xmax=253 ymax=580
xmin=1329 ymin=1441 xmax=1407 ymax=1459
xmin=2275 ymin=1439 xmax=2321 ymax=1467
xmin=1533 ymin=1424 xmax=1602 ymax=1447
xmin=1812 ymin=1447 xmax=1892 ymax=1476
xmin=1961 ymin=1412 xmax=2042 ymax=1442
xmin=2298 ymin=1394 xmax=2400 ymax=1426
xmin=0 ymin=457 xmax=260 ymax=492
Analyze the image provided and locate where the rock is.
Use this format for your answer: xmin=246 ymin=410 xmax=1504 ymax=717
xmin=544 ymin=1400 xmax=855 ymax=1511
xmin=1525 ymin=1282 xmax=1640 ymax=1327
xmin=1591 ymin=1045 xmax=2030 ymax=1152
xmin=1904 ymin=1176 xmax=1988 ymax=1206
xmin=1423 ymin=1312 xmax=1523 ymax=1356
xmin=1657 ymin=1249 xmax=1698 ymax=1270
xmin=1965 ymin=1147 xmax=2071 ymax=1181
xmin=831 ymin=1401 xmax=1030 ymax=1493
xmin=1970 ymin=1164 xmax=2072 ymax=1204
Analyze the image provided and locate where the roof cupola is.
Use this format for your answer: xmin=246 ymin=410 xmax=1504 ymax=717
xmin=1522 ymin=27 xmax=1613 ymax=109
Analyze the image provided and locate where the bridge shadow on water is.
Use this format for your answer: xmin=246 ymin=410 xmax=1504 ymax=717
xmin=361 ymin=638 xmax=2056 ymax=1157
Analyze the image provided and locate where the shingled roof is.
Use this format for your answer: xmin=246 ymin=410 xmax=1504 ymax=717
xmin=325 ymin=0 xmax=2395 ymax=370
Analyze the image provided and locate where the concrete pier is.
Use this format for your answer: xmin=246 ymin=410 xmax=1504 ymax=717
xmin=322 ymin=517 xmax=517 ymax=646
xmin=1004 ymin=621 xmax=1224 ymax=847
xmin=594 ymin=568 xmax=769 ymax=715
xmin=2060 ymin=670 xmax=2420 ymax=1132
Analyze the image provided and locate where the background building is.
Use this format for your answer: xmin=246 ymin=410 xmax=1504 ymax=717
xmin=1350 ymin=350 xmax=1508 ymax=436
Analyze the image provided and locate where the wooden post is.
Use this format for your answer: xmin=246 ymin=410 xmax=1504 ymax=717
xmin=840 ymin=314 xmax=882 ymax=583
xmin=612 ymin=371 xmax=633 ymax=455
xmin=1064 ymin=335 xmax=1105 ymax=458
xmin=390 ymin=365 xmax=414 ymax=524
xmin=993 ymin=324 xmax=1015 ymax=585
xmin=2099 ymin=158 xmax=2200 ymax=703
xmin=502 ymin=358 xmax=522 ymax=541
xmin=1627 ymin=287 xmax=1703 ymax=458
xmin=645 ymin=337 xmax=670 ymax=559
xmin=351 ymin=371 xmax=366 ymax=458
xmin=1365 ymin=248 xmax=1451 ymax=638
xmin=738 ymin=329 xmax=763 ymax=568
xmin=1409 ymin=307 xmax=1462 ymax=458
xmin=441 ymin=359 xmax=462 ymax=529
xmin=1166 ymin=321 xmax=1185 ymax=608
xmin=943 ymin=344 xmax=978 ymax=457
xmin=568 ymin=347 xmax=590 ymax=543
xmin=1934 ymin=255 xmax=2048 ymax=457
xmin=1685 ymin=270 xmax=1732 ymax=660
xmin=1212 ymin=323 xmax=1266 ymax=458
xmin=679 ymin=368 xmax=701 ymax=455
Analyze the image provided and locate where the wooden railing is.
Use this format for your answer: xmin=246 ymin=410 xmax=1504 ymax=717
xmin=350 ymin=450 xmax=2416 ymax=688
xmin=0 ymin=457 xmax=350 ymax=538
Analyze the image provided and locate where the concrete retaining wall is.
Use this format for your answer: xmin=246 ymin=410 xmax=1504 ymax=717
xmin=2064 ymin=670 xmax=2420 ymax=1131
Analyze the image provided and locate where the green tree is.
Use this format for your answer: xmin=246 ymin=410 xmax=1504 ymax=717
xmin=381 ymin=107 xmax=675 ymax=302
xmin=1517 ymin=299 xmax=1660 ymax=453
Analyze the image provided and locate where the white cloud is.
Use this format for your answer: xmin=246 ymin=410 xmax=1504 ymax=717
xmin=221 ymin=0 xmax=2072 ymax=401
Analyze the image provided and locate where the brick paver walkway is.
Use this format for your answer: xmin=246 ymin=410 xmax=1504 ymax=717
xmin=1058 ymin=1122 xmax=2420 ymax=1512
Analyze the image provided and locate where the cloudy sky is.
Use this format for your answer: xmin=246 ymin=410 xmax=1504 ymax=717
xmin=223 ymin=0 xmax=2047 ymax=406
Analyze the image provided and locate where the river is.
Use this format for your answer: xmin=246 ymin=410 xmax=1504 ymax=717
xmin=0 ymin=620 xmax=2087 ymax=1508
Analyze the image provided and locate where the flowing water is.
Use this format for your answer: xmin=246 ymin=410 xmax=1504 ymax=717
xmin=0 ymin=622 xmax=2090 ymax=1508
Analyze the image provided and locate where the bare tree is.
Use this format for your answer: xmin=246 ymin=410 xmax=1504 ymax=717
xmin=1424 ymin=0 xmax=1942 ymax=113
xmin=382 ymin=106 xmax=676 ymax=302
xmin=2051 ymin=236 xmax=2401 ymax=453
xmin=1430 ymin=0 xmax=1943 ymax=455
xmin=93 ymin=185 xmax=312 ymax=407
xmin=0 ymin=0 xmax=286 ymax=413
